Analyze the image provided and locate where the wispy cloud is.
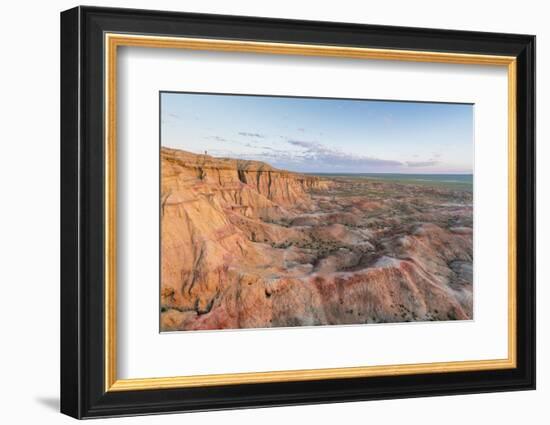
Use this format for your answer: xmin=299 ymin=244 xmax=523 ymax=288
xmin=405 ymin=160 xmax=439 ymax=167
xmin=238 ymin=132 xmax=265 ymax=138
xmin=287 ymin=139 xmax=402 ymax=169
xmin=205 ymin=135 xmax=229 ymax=142
xmin=287 ymin=140 xmax=318 ymax=149
xmin=208 ymin=149 xmax=298 ymax=163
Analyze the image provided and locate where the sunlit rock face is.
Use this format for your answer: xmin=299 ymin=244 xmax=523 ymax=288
xmin=160 ymin=147 xmax=473 ymax=331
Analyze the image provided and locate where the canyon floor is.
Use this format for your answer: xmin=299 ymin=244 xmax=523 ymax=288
xmin=160 ymin=148 xmax=473 ymax=331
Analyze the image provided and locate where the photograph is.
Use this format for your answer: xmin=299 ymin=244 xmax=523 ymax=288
xmin=160 ymin=92 xmax=474 ymax=332
xmin=58 ymin=5 xmax=536 ymax=419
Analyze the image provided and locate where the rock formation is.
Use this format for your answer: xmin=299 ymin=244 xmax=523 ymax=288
xmin=160 ymin=147 xmax=473 ymax=331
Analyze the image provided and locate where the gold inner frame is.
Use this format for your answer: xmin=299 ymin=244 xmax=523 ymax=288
xmin=104 ymin=33 xmax=517 ymax=392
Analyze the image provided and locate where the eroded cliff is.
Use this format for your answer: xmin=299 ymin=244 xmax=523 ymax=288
xmin=160 ymin=147 xmax=473 ymax=331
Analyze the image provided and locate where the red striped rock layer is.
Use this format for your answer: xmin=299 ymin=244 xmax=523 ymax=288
xmin=160 ymin=148 xmax=473 ymax=331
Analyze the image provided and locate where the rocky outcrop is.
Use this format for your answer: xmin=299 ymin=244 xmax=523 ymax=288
xmin=162 ymin=147 xmax=329 ymax=214
xmin=160 ymin=147 xmax=473 ymax=331
xmin=160 ymin=148 xmax=331 ymax=318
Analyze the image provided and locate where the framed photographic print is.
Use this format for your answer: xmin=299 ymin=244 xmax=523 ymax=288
xmin=60 ymin=6 xmax=536 ymax=419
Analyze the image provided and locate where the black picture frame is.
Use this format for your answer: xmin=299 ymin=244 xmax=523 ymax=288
xmin=60 ymin=5 xmax=535 ymax=419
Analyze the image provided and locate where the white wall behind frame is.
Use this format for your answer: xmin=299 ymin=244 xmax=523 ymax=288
xmin=0 ymin=1 xmax=545 ymax=425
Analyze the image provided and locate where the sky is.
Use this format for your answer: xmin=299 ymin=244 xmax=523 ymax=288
xmin=160 ymin=92 xmax=473 ymax=174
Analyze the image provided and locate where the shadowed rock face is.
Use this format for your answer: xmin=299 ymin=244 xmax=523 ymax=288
xmin=160 ymin=147 xmax=473 ymax=331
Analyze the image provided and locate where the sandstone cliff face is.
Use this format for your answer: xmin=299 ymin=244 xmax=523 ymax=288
xmin=160 ymin=147 xmax=473 ymax=331
xmin=161 ymin=148 xmax=330 ymax=317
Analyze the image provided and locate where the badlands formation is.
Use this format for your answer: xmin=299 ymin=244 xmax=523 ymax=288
xmin=160 ymin=147 xmax=473 ymax=331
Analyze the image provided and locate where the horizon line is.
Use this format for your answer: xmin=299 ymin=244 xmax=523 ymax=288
xmin=161 ymin=145 xmax=472 ymax=175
